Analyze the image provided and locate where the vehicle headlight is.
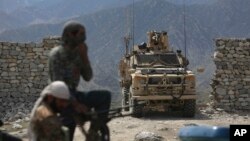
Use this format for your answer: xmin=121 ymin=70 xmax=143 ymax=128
xmin=134 ymin=76 xmax=147 ymax=84
xmin=185 ymin=76 xmax=195 ymax=88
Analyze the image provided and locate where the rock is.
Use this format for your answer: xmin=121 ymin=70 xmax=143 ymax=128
xmin=243 ymin=116 xmax=248 ymax=119
xmin=215 ymin=108 xmax=224 ymax=112
xmin=135 ymin=131 xmax=164 ymax=141
xmin=157 ymin=127 xmax=169 ymax=131
xmin=12 ymin=123 xmax=23 ymax=129
xmin=15 ymin=119 xmax=22 ymax=123
xmin=1 ymin=128 xmax=7 ymax=131
xmin=126 ymin=124 xmax=138 ymax=129
xmin=228 ymin=90 xmax=234 ymax=95
xmin=243 ymin=78 xmax=250 ymax=82
xmin=184 ymin=123 xmax=198 ymax=126
xmin=204 ymin=108 xmax=215 ymax=114
xmin=24 ymin=117 xmax=30 ymax=122
xmin=215 ymin=87 xmax=226 ymax=95
xmin=214 ymin=51 xmax=223 ymax=58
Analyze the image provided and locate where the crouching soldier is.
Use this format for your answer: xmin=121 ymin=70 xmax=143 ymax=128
xmin=28 ymin=81 xmax=86 ymax=141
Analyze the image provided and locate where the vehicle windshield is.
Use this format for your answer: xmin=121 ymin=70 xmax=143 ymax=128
xmin=135 ymin=53 xmax=181 ymax=67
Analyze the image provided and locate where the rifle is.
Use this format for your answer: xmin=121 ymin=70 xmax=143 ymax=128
xmin=72 ymin=104 xmax=144 ymax=141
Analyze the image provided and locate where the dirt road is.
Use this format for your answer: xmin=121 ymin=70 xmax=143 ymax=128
xmin=73 ymin=110 xmax=250 ymax=141
xmin=2 ymin=109 xmax=249 ymax=141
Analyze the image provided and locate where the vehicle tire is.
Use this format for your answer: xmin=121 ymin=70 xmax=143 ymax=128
xmin=183 ymin=100 xmax=196 ymax=118
xmin=131 ymin=99 xmax=143 ymax=118
xmin=122 ymin=86 xmax=129 ymax=111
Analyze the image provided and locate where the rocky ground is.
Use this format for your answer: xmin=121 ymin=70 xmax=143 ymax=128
xmin=1 ymin=106 xmax=249 ymax=141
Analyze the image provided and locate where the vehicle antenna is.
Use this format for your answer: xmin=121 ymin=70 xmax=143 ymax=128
xmin=183 ymin=0 xmax=187 ymax=70
xmin=182 ymin=0 xmax=187 ymax=96
xmin=123 ymin=0 xmax=134 ymax=57
xmin=132 ymin=0 xmax=135 ymax=48
xmin=131 ymin=0 xmax=135 ymax=66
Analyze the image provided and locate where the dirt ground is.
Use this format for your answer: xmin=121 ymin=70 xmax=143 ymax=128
xmin=97 ymin=111 xmax=250 ymax=141
xmin=2 ymin=109 xmax=249 ymax=141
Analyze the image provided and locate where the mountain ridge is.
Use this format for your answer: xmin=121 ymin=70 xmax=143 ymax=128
xmin=1 ymin=0 xmax=250 ymax=94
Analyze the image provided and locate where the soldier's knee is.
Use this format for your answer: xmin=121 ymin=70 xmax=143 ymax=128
xmin=102 ymin=90 xmax=111 ymax=102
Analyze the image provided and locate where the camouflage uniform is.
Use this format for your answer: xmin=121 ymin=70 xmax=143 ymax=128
xmin=48 ymin=45 xmax=111 ymax=141
xmin=29 ymin=103 xmax=69 ymax=141
xmin=48 ymin=21 xmax=111 ymax=141
xmin=49 ymin=45 xmax=93 ymax=89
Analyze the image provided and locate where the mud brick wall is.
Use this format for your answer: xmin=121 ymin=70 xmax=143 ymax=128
xmin=0 ymin=37 xmax=60 ymax=121
xmin=211 ymin=38 xmax=250 ymax=111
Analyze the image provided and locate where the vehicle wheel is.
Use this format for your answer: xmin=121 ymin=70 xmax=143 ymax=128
xmin=183 ymin=100 xmax=196 ymax=117
xmin=122 ymin=86 xmax=129 ymax=111
xmin=130 ymin=99 xmax=143 ymax=118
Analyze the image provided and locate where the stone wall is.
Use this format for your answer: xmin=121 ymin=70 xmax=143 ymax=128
xmin=0 ymin=37 xmax=60 ymax=121
xmin=211 ymin=38 xmax=250 ymax=111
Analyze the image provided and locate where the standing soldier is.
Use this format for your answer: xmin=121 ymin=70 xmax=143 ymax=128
xmin=48 ymin=21 xmax=111 ymax=141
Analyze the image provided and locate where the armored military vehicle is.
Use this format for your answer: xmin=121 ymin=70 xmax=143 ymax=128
xmin=119 ymin=31 xmax=196 ymax=117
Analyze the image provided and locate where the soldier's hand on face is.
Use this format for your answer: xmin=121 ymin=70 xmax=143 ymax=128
xmin=72 ymin=101 xmax=88 ymax=114
xmin=77 ymin=43 xmax=90 ymax=64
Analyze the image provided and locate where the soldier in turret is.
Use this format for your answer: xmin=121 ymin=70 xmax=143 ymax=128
xmin=177 ymin=50 xmax=189 ymax=67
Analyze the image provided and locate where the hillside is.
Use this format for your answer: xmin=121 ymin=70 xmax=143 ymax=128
xmin=1 ymin=0 xmax=250 ymax=96
xmin=0 ymin=0 xmax=138 ymax=32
